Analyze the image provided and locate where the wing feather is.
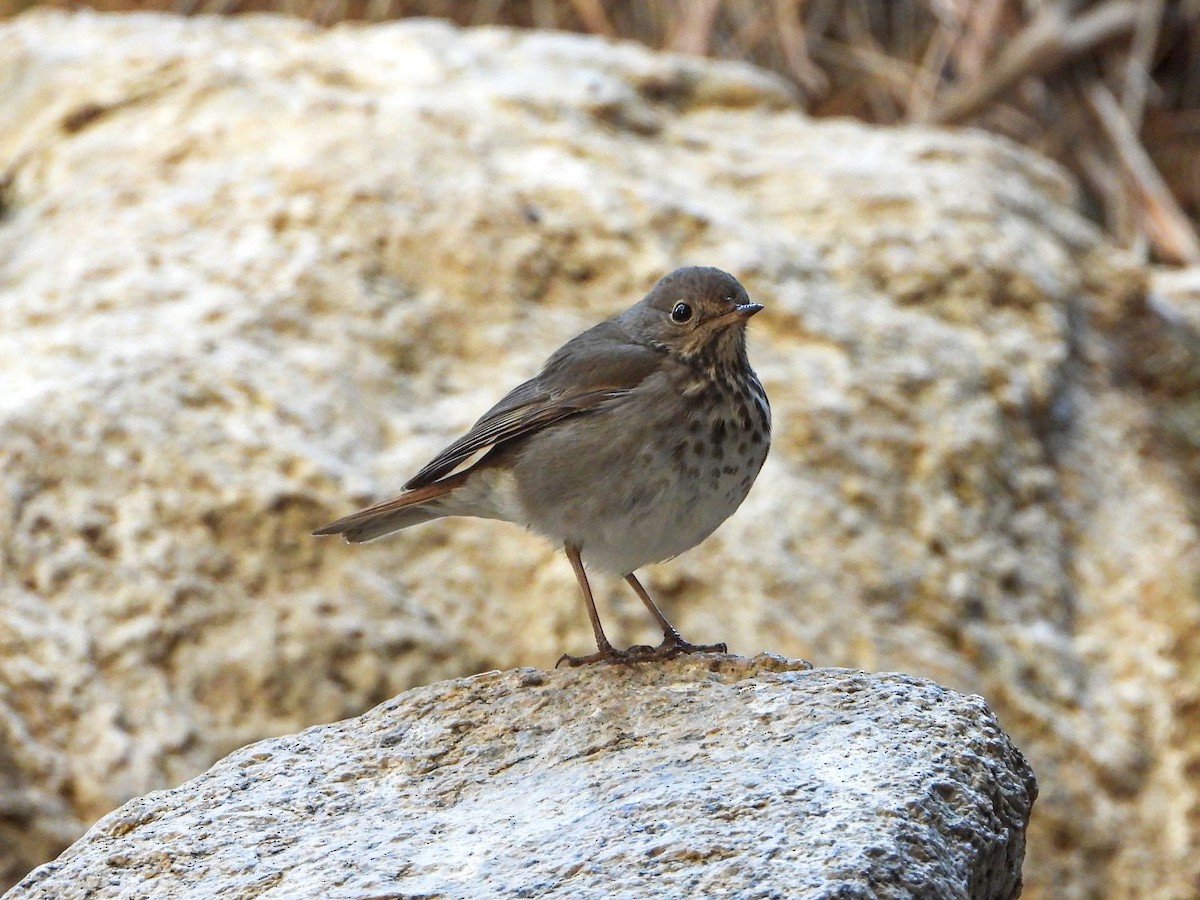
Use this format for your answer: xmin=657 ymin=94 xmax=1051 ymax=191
xmin=402 ymin=386 xmax=631 ymax=488
xmin=402 ymin=319 xmax=663 ymax=490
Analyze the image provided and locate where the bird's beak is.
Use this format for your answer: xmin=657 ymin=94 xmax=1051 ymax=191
xmin=712 ymin=303 xmax=764 ymax=329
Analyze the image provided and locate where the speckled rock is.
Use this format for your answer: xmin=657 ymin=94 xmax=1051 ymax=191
xmin=1 ymin=11 xmax=1197 ymax=899
xmin=7 ymin=655 xmax=1037 ymax=899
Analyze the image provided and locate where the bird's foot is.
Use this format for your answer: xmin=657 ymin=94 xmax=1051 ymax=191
xmin=555 ymin=644 xmax=635 ymax=668
xmin=557 ymin=650 xmax=608 ymax=667
xmin=554 ymin=643 xmax=664 ymax=668
xmin=653 ymin=632 xmax=728 ymax=658
xmin=555 ymin=637 xmax=726 ymax=668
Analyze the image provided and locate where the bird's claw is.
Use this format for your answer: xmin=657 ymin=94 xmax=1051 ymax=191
xmin=555 ymin=637 xmax=727 ymax=668
xmin=655 ymin=633 xmax=727 ymax=658
xmin=555 ymin=644 xmax=650 ymax=668
xmin=556 ymin=647 xmax=623 ymax=668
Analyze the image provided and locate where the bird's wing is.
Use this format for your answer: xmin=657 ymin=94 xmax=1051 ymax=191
xmin=403 ymin=320 xmax=662 ymax=489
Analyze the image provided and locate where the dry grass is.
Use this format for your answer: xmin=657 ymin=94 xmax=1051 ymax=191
xmin=4 ymin=0 xmax=1199 ymax=264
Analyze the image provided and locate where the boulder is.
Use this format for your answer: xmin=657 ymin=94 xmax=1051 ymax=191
xmin=8 ymin=656 xmax=1037 ymax=899
xmin=1 ymin=10 xmax=1196 ymax=896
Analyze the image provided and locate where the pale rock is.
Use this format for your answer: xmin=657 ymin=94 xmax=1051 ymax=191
xmin=0 ymin=11 xmax=1196 ymax=898
xmin=8 ymin=656 xmax=1037 ymax=899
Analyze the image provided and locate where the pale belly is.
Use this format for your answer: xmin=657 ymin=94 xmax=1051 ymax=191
xmin=563 ymin=463 xmax=760 ymax=575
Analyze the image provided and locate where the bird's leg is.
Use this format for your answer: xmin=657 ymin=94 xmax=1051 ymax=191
xmin=624 ymin=573 xmax=728 ymax=658
xmin=557 ymin=544 xmax=625 ymax=667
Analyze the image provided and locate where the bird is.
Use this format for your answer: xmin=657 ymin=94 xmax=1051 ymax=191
xmin=313 ymin=266 xmax=771 ymax=666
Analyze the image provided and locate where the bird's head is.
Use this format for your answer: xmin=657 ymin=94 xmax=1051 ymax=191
xmin=622 ymin=266 xmax=762 ymax=370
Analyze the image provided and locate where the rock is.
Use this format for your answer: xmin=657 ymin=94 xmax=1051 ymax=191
xmin=0 ymin=11 xmax=1196 ymax=898
xmin=1143 ymin=267 xmax=1200 ymax=517
xmin=7 ymin=656 xmax=1037 ymax=899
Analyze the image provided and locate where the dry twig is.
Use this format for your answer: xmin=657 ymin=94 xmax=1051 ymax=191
xmin=1085 ymin=79 xmax=1200 ymax=264
xmin=928 ymin=0 xmax=1143 ymax=124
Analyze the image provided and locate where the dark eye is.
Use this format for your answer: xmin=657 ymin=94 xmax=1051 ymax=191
xmin=671 ymin=302 xmax=693 ymax=324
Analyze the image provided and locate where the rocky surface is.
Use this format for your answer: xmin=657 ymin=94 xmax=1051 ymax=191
xmin=7 ymin=656 xmax=1037 ymax=900
xmin=0 ymin=10 xmax=1197 ymax=898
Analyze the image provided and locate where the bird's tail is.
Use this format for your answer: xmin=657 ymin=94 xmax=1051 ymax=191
xmin=312 ymin=475 xmax=466 ymax=543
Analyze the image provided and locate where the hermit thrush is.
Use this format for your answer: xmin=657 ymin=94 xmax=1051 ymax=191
xmin=313 ymin=266 xmax=771 ymax=665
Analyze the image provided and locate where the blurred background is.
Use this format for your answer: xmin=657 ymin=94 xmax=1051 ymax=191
xmin=3 ymin=2 xmax=1200 ymax=898
xmin=3 ymin=0 xmax=1198 ymax=265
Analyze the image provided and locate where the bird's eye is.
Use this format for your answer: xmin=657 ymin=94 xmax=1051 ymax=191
xmin=671 ymin=302 xmax=693 ymax=324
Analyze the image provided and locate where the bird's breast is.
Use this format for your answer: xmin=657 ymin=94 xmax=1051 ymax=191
xmin=509 ymin=367 xmax=769 ymax=574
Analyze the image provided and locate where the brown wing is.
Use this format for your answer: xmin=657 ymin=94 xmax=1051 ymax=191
xmin=403 ymin=318 xmax=663 ymax=489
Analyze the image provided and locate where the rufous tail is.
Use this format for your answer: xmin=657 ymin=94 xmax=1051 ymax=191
xmin=312 ymin=475 xmax=465 ymax=543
